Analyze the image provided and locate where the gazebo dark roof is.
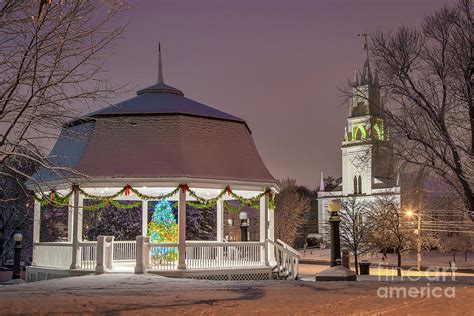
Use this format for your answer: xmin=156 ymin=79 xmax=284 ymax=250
xmin=31 ymin=46 xmax=275 ymax=187
xmin=86 ymin=82 xmax=245 ymax=125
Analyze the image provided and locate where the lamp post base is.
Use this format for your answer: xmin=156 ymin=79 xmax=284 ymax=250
xmin=315 ymin=265 xmax=357 ymax=281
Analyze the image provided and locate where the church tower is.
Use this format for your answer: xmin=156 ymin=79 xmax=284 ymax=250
xmin=317 ymin=36 xmax=400 ymax=244
xmin=341 ymin=35 xmax=394 ymax=196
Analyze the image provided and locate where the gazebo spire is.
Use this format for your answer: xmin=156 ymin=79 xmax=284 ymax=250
xmin=158 ymin=42 xmax=164 ymax=84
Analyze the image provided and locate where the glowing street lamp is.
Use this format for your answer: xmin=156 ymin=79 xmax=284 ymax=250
xmin=239 ymin=211 xmax=249 ymax=242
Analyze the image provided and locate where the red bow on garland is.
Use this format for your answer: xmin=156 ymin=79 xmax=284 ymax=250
xmin=226 ymin=186 xmax=232 ymax=196
xmin=123 ymin=185 xmax=132 ymax=196
xmin=180 ymin=184 xmax=188 ymax=193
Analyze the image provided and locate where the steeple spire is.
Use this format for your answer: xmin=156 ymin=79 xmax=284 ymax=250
xmin=374 ymin=68 xmax=379 ymax=86
xmin=352 ymin=69 xmax=359 ymax=86
xmin=358 ymin=32 xmax=372 ymax=84
xmin=158 ymin=42 xmax=164 ymax=84
xmin=319 ymin=171 xmax=325 ymax=192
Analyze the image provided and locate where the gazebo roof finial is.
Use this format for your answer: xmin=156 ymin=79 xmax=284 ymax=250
xmin=135 ymin=43 xmax=184 ymax=96
xmin=158 ymin=42 xmax=164 ymax=84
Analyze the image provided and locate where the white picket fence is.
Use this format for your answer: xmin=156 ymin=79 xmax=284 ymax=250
xmin=113 ymin=241 xmax=136 ymax=261
xmin=79 ymin=241 xmax=97 ymax=270
xmin=33 ymin=242 xmax=73 ymax=269
xmin=148 ymin=242 xmax=179 ymax=271
xmin=185 ymin=241 xmax=263 ymax=269
xmin=32 ymin=238 xmax=301 ymax=279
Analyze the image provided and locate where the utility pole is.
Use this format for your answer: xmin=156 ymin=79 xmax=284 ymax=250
xmin=416 ymin=206 xmax=422 ymax=271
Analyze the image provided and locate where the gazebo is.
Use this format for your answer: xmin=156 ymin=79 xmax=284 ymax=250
xmin=26 ymin=47 xmax=300 ymax=282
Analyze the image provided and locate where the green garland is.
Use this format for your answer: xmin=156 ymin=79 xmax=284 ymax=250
xmin=129 ymin=186 xmax=180 ymax=201
xmin=33 ymin=190 xmax=74 ymax=207
xmin=186 ymin=187 xmax=227 ymax=206
xmin=33 ymin=185 xmax=274 ymax=212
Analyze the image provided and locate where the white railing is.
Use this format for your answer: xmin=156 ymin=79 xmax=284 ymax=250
xmin=148 ymin=242 xmax=178 ymax=271
xmin=185 ymin=241 xmax=263 ymax=270
xmin=79 ymin=241 xmax=97 ymax=270
xmin=269 ymin=239 xmax=301 ymax=280
xmin=113 ymin=241 xmax=136 ymax=261
xmin=33 ymin=242 xmax=73 ymax=269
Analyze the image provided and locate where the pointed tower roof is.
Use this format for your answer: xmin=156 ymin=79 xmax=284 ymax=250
xmin=352 ymin=69 xmax=359 ymax=87
xmin=373 ymin=68 xmax=379 ymax=86
xmin=358 ymin=33 xmax=372 ymax=85
xmin=319 ymin=171 xmax=325 ymax=192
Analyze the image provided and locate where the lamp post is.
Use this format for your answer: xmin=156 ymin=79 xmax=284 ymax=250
xmin=328 ymin=200 xmax=342 ymax=267
xmin=315 ymin=199 xmax=356 ymax=281
xmin=12 ymin=233 xmax=23 ymax=280
xmin=239 ymin=211 xmax=249 ymax=242
xmin=406 ymin=209 xmax=422 ymax=271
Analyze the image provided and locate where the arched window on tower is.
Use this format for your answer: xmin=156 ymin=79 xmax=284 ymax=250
xmin=358 ymin=176 xmax=362 ymax=194
xmin=353 ymin=176 xmax=358 ymax=194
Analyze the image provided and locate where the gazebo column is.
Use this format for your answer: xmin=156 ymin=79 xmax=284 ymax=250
xmin=216 ymin=199 xmax=224 ymax=241
xmin=177 ymin=187 xmax=186 ymax=270
xmin=70 ymin=188 xmax=84 ymax=269
xmin=259 ymin=192 xmax=269 ymax=266
xmin=32 ymin=198 xmax=41 ymax=265
xmin=141 ymin=200 xmax=148 ymax=236
xmin=67 ymin=195 xmax=74 ymax=242
xmin=268 ymin=206 xmax=275 ymax=263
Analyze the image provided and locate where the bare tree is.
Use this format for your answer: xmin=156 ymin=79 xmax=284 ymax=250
xmin=338 ymin=197 xmax=373 ymax=274
xmin=369 ymin=194 xmax=441 ymax=275
xmin=441 ymin=235 xmax=467 ymax=264
xmin=274 ymin=179 xmax=310 ymax=247
xmin=0 ymin=1 xmax=128 ymax=193
xmin=0 ymin=155 xmax=37 ymax=265
xmin=371 ymin=0 xmax=474 ymax=216
xmin=368 ymin=195 xmax=415 ymax=276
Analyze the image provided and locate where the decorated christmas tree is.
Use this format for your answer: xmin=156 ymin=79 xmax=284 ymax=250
xmin=148 ymin=200 xmax=178 ymax=261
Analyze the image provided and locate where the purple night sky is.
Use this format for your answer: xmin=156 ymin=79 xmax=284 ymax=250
xmin=97 ymin=0 xmax=452 ymax=188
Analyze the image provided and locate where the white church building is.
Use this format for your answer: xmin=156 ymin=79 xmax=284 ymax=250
xmin=317 ymin=44 xmax=400 ymax=243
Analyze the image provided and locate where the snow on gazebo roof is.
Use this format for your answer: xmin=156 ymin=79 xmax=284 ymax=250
xmin=83 ymin=82 xmax=245 ymax=126
xmin=31 ymin=45 xmax=275 ymax=189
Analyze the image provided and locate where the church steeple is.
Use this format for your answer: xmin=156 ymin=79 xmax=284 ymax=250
xmin=358 ymin=33 xmax=372 ymax=85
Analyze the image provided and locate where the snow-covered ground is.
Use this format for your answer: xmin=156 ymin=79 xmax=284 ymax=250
xmin=1 ymin=270 xmax=474 ymax=314
xmin=300 ymin=249 xmax=474 ymax=270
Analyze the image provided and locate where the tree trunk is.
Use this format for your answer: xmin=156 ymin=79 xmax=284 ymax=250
xmin=453 ymin=252 xmax=456 ymax=263
xmin=465 ymin=252 xmax=468 ymax=262
xmin=354 ymin=254 xmax=359 ymax=275
xmin=397 ymin=250 xmax=402 ymax=277
xmin=0 ymin=225 xmax=4 ymax=267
